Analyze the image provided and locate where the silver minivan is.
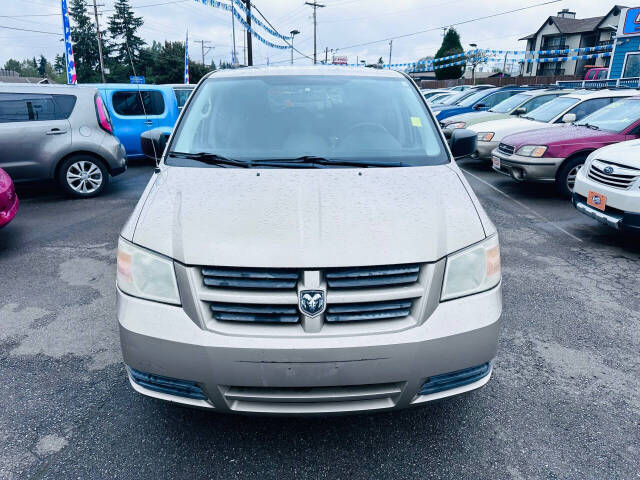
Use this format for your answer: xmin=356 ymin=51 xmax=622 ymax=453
xmin=117 ymin=66 xmax=502 ymax=415
xmin=0 ymin=84 xmax=126 ymax=197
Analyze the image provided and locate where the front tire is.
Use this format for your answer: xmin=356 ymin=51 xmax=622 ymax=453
xmin=556 ymin=155 xmax=587 ymax=199
xmin=57 ymin=155 xmax=109 ymax=198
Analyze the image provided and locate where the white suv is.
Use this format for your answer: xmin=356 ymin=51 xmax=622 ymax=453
xmin=573 ymin=140 xmax=640 ymax=233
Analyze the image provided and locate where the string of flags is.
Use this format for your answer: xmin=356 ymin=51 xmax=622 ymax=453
xmin=194 ymin=0 xmax=290 ymax=50
xmin=231 ymin=0 xmax=291 ymax=41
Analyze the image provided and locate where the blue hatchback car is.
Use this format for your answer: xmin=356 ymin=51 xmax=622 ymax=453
xmin=94 ymin=84 xmax=194 ymax=159
xmin=431 ymin=86 xmax=531 ymax=122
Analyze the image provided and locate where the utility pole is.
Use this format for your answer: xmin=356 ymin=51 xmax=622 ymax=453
xmin=230 ymin=2 xmax=237 ymax=64
xmin=245 ymin=0 xmax=253 ymax=66
xmin=197 ymin=40 xmax=212 ymax=65
xmin=305 ymin=2 xmax=325 ymax=64
xmin=92 ymin=0 xmax=106 ymax=82
xmin=325 ymin=47 xmax=328 ymax=64
xmin=243 ymin=29 xmax=246 ymax=65
xmin=388 ymin=40 xmax=393 ymax=66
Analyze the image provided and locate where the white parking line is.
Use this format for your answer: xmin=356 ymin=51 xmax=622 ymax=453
xmin=461 ymin=167 xmax=583 ymax=243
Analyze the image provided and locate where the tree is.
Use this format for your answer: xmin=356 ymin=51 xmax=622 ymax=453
xmin=38 ymin=55 xmax=48 ymax=77
xmin=434 ymin=28 xmax=464 ymax=80
xmin=108 ymin=0 xmax=145 ymax=68
xmin=69 ymin=0 xmax=101 ymax=82
xmin=3 ymin=59 xmax=21 ymax=73
xmin=54 ymin=54 xmax=66 ymax=75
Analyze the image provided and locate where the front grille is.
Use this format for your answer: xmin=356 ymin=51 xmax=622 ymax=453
xmin=326 ymin=299 xmax=413 ymax=322
xmin=128 ymin=367 xmax=207 ymax=400
xmin=587 ymin=160 xmax=640 ymax=190
xmin=325 ymin=264 xmax=420 ymax=289
xmin=498 ymin=143 xmax=515 ymax=156
xmin=222 ymin=382 xmax=404 ymax=413
xmin=419 ymin=362 xmax=491 ymax=396
xmin=210 ymin=302 xmax=299 ymax=323
xmin=201 ymin=267 xmax=299 ymax=290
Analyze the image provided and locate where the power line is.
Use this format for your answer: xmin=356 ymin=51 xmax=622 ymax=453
xmin=0 ymin=24 xmax=61 ymax=36
xmin=333 ymin=0 xmax=561 ymax=52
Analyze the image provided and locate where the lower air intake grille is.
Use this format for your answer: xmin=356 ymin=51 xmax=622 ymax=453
xmin=325 ymin=264 xmax=420 ymax=289
xmin=419 ymin=362 xmax=491 ymax=396
xmin=128 ymin=367 xmax=207 ymax=400
xmin=210 ymin=302 xmax=299 ymax=323
xmin=201 ymin=267 xmax=299 ymax=290
xmin=326 ymin=299 xmax=413 ymax=322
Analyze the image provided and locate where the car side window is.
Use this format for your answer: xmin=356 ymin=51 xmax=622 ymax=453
xmin=112 ymin=90 xmax=165 ymax=116
xmin=0 ymin=93 xmax=59 ymax=123
xmin=481 ymin=91 xmax=517 ymax=108
xmin=523 ymin=94 xmax=558 ymax=112
xmin=566 ymin=98 xmax=613 ymax=121
xmin=52 ymin=94 xmax=77 ymax=119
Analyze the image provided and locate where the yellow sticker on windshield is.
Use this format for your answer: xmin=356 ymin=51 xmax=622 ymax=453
xmin=411 ymin=116 xmax=422 ymax=127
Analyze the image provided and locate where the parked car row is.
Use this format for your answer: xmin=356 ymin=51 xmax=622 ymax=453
xmin=426 ymin=83 xmax=640 ymax=233
xmin=0 ymin=82 xmax=194 ymax=206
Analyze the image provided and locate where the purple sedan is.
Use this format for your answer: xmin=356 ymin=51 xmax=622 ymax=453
xmin=0 ymin=167 xmax=19 ymax=228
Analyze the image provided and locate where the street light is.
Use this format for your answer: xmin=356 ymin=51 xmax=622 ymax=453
xmin=290 ymin=29 xmax=300 ymax=65
xmin=468 ymin=43 xmax=480 ymax=85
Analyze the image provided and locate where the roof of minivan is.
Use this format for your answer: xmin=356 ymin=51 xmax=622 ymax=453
xmin=205 ymin=65 xmax=405 ymax=79
xmin=0 ymin=84 xmax=97 ymax=94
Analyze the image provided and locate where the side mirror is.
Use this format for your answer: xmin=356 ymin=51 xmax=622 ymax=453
xmin=562 ymin=113 xmax=576 ymax=123
xmin=141 ymin=128 xmax=172 ymax=160
xmin=473 ymin=103 xmax=486 ymax=110
xmin=450 ymin=128 xmax=477 ymax=159
xmin=514 ymin=107 xmax=527 ymax=115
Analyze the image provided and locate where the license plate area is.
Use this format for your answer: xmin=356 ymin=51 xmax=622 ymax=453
xmin=587 ymin=191 xmax=606 ymax=211
xmin=492 ymin=156 xmax=501 ymax=169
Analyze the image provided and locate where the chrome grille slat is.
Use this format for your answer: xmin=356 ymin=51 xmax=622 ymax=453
xmin=326 ymin=299 xmax=413 ymax=322
xmin=210 ymin=302 xmax=299 ymax=323
xmin=202 ymin=267 xmax=299 ymax=290
xmin=325 ymin=264 xmax=419 ymax=289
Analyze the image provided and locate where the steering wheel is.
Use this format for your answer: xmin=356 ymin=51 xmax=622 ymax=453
xmin=344 ymin=122 xmax=391 ymax=137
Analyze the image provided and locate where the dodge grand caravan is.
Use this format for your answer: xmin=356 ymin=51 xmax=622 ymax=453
xmin=117 ymin=67 xmax=502 ymax=415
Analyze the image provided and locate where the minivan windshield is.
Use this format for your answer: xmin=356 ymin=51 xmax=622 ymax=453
xmin=575 ymin=98 xmax=640 ymax=132
xmin=524 ymin=96 xmax=580 ymax=122
xmin=169 ymin=75 xmax=448 ymax=167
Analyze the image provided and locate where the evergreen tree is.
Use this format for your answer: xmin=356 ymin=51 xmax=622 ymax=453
xmin=69 ymin=0 xmax=101 ymax=82
xmin=108 ymin=0 xmax=145 ymax=66
xmin=54 ymin=54 xmax=66 ymax=75
xmin=38 ymin=55 xmax=48 ymax=76
xmin=435 ymin=28 xmax=464 ymax=80
xmin=3 ymin=59 xmax=21 ymax=73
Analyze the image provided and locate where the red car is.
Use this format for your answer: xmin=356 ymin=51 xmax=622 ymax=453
xmin=492 ymin=96 xmax=640 ymax=197
xmin=0 ymin=167 xmax=19 ymax=227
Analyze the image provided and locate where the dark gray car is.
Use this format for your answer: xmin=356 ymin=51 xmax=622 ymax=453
xmin=0 ymin=84 xmax=127 ymax=198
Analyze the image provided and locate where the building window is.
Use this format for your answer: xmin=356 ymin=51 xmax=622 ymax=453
xmin=623 ymin=53 xmax=640 ymax=78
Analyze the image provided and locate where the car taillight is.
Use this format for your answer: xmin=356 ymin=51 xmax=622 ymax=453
xmin=95 ymin=95 xmax=113 ymax=134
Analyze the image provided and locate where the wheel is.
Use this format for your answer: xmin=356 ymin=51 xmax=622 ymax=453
xmin=57 ymin=155 xmax=109 ymax=198
xmin=556 ymin=154 xmax=587 ymax=199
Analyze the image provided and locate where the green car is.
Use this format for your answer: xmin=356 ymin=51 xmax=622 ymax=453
xmin=440 ymin=89 xmax=568 ymax=137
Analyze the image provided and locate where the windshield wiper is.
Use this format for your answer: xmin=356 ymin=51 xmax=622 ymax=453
xmin=251 ymin=156 xmax=408 ymax=168
xmin=578 ymin=123 xmax=600 ymax=130
xmin=167 ymin=151 xmax=250 ymax=168
xmin=521 ymin=116 xmax=535 ymax=121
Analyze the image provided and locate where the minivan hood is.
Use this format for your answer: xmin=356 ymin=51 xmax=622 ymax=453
xmin=131 ymin=165 xmax=486 ymax=268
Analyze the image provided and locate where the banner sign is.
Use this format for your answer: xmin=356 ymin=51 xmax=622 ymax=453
xmin=184 ymin=30 xmax=189 ymax=84
xmin=129 ymin=75 xmax=145 ymax=84
xmin=60 ymin=0 xmax=77 ymax=84
xmin=195 ymin=0 xmax=290 ymax=50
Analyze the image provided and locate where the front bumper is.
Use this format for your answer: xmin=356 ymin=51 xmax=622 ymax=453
xmin=491 ymin=150 xmax=563 ymax=183
xmin=118 ymin=284 xmax=502 ymax=415
xmin=572 ymin=192 xmax=640 ymax=233
xmin=474 ymin=141 xmax=499 ymax=160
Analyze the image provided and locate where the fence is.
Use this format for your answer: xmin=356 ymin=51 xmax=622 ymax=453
xmin=418 ymin=75 xmax=583 ymax=89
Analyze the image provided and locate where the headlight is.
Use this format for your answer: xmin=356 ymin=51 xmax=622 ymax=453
xmin=117 ymin=237 xmax=180 ymax=305
xmin=441 ymin=235 xmax=501 ymax=301
xmin=477 ymin=132 xmax=494 ymax=142
xmin=447 ymin=122 xmax=466 ymax=129
xmin=516 ymin=145 xmax=547 ymax=157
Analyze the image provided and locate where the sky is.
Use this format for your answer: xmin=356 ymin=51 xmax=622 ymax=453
xmin=0 ymin=0 xmax=623 ymax=71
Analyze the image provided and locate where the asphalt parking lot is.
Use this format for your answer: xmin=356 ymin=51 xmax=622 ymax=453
xmin=1 ymin=159 xmax=639 ymax=480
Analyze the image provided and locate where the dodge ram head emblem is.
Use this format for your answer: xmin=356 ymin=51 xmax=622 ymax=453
xmin=299 ymin=290 xmax=325 ymax=317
